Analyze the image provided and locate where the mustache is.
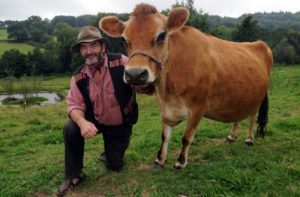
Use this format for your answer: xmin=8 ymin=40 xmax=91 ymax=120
xmin=85 ymin=53 xmax=98 ymax=59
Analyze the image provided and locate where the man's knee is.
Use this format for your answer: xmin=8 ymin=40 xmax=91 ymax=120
xmin=63 ymin=120 xmax=80 ymax=138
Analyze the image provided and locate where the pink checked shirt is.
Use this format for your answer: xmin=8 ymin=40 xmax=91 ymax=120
xmin=66 ymin=53 xmax=129 ymax=126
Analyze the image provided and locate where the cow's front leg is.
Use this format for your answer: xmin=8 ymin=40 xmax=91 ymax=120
xmin=173 ymin=129 xmax=196 ymax=169
xmin=174 ymin=113 xmax=202 ymax=169
xmin=154 ymin=123 xmax=173 ymax=167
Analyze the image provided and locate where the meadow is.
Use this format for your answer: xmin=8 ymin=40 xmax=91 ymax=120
xmin=0 ymin=29 xmax=35 ymax=55
xmin=0 ymin=29 xmax=8 ymax=40
xmin=0 ymin=65 xmax=299 ymax=196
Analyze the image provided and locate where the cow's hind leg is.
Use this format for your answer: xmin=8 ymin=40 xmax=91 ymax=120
xmin=174 ymin=114 xmax=202 ymax=169
xmin=245 ymin=114 xmax=256 ymax=146
xmin=226 ymin=122 xmax=240 ymax=142
xmin=154 ymin=123 xmax=173 ymax=168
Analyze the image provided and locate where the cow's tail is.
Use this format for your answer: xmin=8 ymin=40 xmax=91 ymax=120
xmin=256 ymin=94 xmax=269 ymax=138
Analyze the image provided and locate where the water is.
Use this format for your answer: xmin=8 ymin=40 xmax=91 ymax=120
xmin=0 ymin=92 xmax=62 ymax=106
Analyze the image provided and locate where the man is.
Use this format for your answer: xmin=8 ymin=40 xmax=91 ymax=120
xmin=57 ymin=26 xmax=138 ymax=196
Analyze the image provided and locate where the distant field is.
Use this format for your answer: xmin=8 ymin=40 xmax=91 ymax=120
xmin=0 ymin=29 xmax=35 ymax=55
xmin=0 ymin=29 xmax=8 ymax=40
xmin=0 ymin=42 xmax=35 ymax=55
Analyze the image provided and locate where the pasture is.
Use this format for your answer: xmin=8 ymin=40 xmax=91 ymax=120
xmin=0 ymin=29 xmax=35 ymax=55
xmin=0 ymin=29 xmax=8 ymax=40
xmin=0 ymin=65 xmax=300 ymax=196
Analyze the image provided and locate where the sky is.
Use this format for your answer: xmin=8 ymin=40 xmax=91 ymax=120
xmin=0 ymin=0 xmax=299 ymax=21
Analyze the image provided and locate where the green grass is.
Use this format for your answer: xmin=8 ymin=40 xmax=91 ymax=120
xmin=0 ymin=29 xmax=8 ymax=40
xmin=0 ymin=42 xmax=35 ymax=55
xmin=0 ymin=65 xmax=300 ymax=196
xmin=0 ymin=75 xmax=70 ymax=93
xmin=0 ymin=29 xmax=35 ymax=55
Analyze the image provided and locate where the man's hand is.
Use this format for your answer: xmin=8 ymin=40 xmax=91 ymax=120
xmin=78 ymin=119 xmax=98 ymax=139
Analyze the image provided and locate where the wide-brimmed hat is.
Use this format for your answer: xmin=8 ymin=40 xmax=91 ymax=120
xmin=71 ymin=26 xmax=110 ymax=53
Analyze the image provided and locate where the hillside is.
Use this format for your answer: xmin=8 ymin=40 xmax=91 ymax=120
xmin=208 ymin=11 xmax=300 ymax=30
xmin=0 ymin=29 xmax=35 ymax=55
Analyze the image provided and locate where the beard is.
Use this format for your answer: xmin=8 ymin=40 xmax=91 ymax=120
xmin=84 ymin=52 xmax=103 ymax=66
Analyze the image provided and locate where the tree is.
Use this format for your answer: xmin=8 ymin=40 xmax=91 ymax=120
xmin=27 ymin=48 xmax=46 ymax=75
xmin=1 ymin=49 xmax=28 ymax=77
xmin=43 ymin=39 xmax=63 ymax=74
xmin=51 ymin=16 xmax=77 ymax=27
xmin=7 ymin=21 xmax=28 ymax=41
xmin=165 ymin=0 xmax=209 ymax=32
xmin=210 ymin=26 xmax=233 ymax=40
xmin=287 ymin=30 xmax=300 ymax=54
xmin=54 ymin=22 xmax=78 ymax=43
xmin=273 ymin=38 xmax=297 ymax=64
xmin=232 ymin=16 xmax=261 ymax=42
xmin=53 ymin=23 xmax=78 ymax=72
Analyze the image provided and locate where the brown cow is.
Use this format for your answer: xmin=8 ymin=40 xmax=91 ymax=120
xmin=100 ymin=3 xmax=273 ymax=169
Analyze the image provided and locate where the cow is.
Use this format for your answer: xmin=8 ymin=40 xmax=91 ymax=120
xmin=99 ymin=3 xmax=273 ymax=169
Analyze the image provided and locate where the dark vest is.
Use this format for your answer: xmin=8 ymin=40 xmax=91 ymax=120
xmin=74 ymin=53 xmax=138 ymax=126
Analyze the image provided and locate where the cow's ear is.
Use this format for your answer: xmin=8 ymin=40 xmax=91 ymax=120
xmin=167 ymin=7 xmax=190 ymax=33
xmin=99 ymin=16 xmax=125 ymax=37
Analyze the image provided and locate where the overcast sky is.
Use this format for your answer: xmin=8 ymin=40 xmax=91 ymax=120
xmin=0 ymin=0 xmax=299 ymax=21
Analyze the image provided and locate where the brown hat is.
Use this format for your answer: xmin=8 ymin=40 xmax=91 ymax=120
xmin=71 ymin=26 xmax=110 ymax=52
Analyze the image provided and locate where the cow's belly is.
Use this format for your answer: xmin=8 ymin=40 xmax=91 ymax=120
xmin=204 ymin=90 xmax=265 ymax=122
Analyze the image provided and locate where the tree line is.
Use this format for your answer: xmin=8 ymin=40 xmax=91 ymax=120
xmin=0 ymin=0 xmax=300 ymax=78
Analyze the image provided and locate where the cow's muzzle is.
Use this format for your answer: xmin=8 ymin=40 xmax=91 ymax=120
xmin=124 ymin=68 xmax=149 ymax=85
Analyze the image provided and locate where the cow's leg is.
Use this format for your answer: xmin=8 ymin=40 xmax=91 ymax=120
xmin=173 ymin=114 xmax=202 ymax=169
xmin=245 ymin=114 xmax=256 ymax=146
xmin=226 ymin=122 xmax=240 ymax=142
xmin=154 ymin=123 xmax=173 ymax=167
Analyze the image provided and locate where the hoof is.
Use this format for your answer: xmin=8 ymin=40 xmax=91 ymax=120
xmin=173 ymin=161 xmax=186 ymax=170
xmin=226 ymin=136 xmax=236 ymax=143
xmin=153 ymin=160 xmax=164 ymax=169
xmin=245 ymin=138 xmax=253 ymax=146
xmin=173 ymin=165 xmax=183 ymax=170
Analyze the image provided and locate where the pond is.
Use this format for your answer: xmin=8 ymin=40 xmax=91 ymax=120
xmin=0 ymin=92 xmax=63 ymax=106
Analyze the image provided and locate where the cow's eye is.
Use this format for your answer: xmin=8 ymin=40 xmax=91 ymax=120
xmin=156 ymin=32 xmax=166 ymax=44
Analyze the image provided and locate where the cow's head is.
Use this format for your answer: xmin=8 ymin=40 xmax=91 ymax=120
xmin=99 ymin=3 xmax=189 ymax=86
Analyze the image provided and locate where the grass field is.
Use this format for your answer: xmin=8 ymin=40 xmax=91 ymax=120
xmin=0 ymin=29 xmax=8 ymax=40
xmin=0 ymin=29 xmax=35 ymax=55
xmin=0 ymin=65 xmax=300 ymax=196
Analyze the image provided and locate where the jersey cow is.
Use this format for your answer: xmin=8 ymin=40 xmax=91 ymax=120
xmin=100 ymin=3 xmax=273 ymax=169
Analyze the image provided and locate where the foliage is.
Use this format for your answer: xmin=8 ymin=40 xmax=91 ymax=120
xmin=162 ymin=0 xmax=209 ymax=32
xmin=0 ymin=66 xmax=300 ymax=196
xmin=1 ymin=49 xmax=28 ymax=77
xmin=2 ymin=6 xmax=300 ymax=78
xmin=210 ymin=25 xmax=233 ymax=40
xmin=232 ymin=16 xmax=262 ymax=42
xmin=273 ymin=38 xmax=297 ymax=64
xmin=7 ymin=21 xmax=29 ymax=41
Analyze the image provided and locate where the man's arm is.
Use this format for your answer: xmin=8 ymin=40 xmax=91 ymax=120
xmin=67 ymin=76 xmax=98 ymax=139
xmin=69 ymin=109 xmax=98 ymax=139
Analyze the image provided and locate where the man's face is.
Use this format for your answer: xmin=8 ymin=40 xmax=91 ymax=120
xmin=79 ymin=41 xmax=104 ymax=66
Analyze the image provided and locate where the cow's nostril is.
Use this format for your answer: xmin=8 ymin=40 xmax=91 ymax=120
xmin=125 ymin=70 xmax=131 ymax=81
xmin=140 ymin=70 xmax=148 ymax=81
